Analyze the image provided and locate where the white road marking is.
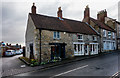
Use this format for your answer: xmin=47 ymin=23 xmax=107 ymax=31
xmin=50 ymin=65 xmax=88 ymax=78
xmin=110 ymin=71 xmax=119 ymax=78
xmin=112 ymin=72 xmax=118 ymax=76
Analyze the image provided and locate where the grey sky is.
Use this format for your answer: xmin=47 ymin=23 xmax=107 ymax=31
xmin=1 ymin=0 xmax=120 ymax=46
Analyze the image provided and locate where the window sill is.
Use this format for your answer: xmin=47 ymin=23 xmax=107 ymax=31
xmin=53 ymin=38 xmax=61 ymax=40
xmin=78 ymin=39 xmax=83 ymax=40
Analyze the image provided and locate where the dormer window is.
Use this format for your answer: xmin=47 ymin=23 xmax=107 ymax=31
xmin=53 ymin=31 xmax=60 ymax=39
xmin=78 ymin=34 xmax=83 ymax=40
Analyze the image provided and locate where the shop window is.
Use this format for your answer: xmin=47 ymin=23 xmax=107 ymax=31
xmin=74 ymin=44 xmax=77 ymax=51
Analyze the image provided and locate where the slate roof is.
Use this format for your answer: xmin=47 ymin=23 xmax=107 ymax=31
xmin=29 ymin=13 xmax=99 ymax=35
xmin=90 ymin=17 xmax=115 ymax=32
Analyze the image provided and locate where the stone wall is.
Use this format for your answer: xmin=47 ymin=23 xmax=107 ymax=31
xmin=25 ymin=15 xmax=40 ymax=60
xmin=41 ymin=30 xmax=74 ymax=62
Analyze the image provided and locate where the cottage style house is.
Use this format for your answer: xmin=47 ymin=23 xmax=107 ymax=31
xmin=83 ymin=6 xmax=117 ymax=52
xmin=25 ymin=3 xmax=99 ymax=63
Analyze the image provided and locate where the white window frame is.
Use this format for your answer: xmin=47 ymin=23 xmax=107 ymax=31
xmin=77 ymin=34 xmax=83 ymax=40
xmin=103 ymin=29 xmax=106 ymax=37
xmin=53 ymin=31 xmax=61 ymax=39
xmin=73 ymin=42 xmax=85 ymax=56
xmin=112 ymin=32 xmax=115 ymax=39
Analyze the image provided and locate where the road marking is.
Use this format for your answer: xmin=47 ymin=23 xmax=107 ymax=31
xmin=110 ymin=72 xmax=119 ymax=78
xmin=50 ymin=65 xmax=88 ymax=78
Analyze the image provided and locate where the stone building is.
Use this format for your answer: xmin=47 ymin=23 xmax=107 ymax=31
xmin=104 ymin=17 xmax=120 ymax=50
xmin=83 ymin=6 xmax=116 ymax=52
xmin=116 ymin=21 xmax=120 ymax=49
xmin=25 ymin=3 xmax=99 ymax=63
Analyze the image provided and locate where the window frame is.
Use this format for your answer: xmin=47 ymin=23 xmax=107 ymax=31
xmin=77 ymin=34 xmax=83 ymax=40
xmin=112 ymin=32 xmax=115 ymax=38
xmin=93 ymin=36 xmax=97 ymax=41
xmin=103 ymin=29 xmax=107 ymax=37
xmin=53 ymin=31 xmax=61 ymax=39
xmin=108 ymin=31 xmax=111 ymax=38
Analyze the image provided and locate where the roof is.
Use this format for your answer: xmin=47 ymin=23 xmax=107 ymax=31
xmin=106 ymin=17 xmax=120 ymax=24
xmin=116 ymin=21 xmax=120 ymax=24
xmin=29 ymin=13 xmax=98 ymax=35
xmin=90 ymin=17 xmax=115 ymax=32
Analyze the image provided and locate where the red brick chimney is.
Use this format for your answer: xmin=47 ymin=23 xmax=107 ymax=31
xmin=97 ymin=9 xmax=107 ymax=22
xmin=31 ymin=3 xmax=36 ymax=14
xmin=57 ymin=7 xmax=62 ymax=18
xmin=84 ymin=5 xmax=90 ymax=24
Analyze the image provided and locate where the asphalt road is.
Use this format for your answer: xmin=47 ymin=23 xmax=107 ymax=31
xmin=16 ymin=51 xmax=120 ymax=77
xmin=2 ymin=54 xmax=25 ymax=72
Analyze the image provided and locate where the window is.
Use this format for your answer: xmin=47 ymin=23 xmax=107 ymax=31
xmin=93 ymin=36 xmax=97 ymax=41
xmin=53 ymin=31 xmax=60 ymax=39
xmin=78 ymin=44 xmax=80 ymax=51
xmin=78 ymin=34 xmax=83 ymax=40
xmin=103 ymin=29 xmax=106 ymax=37
xmin=112 ymin=32 xmax=115 ymax=38
xmin=74 ymin=44 xmax=77 ymax=51
xmin=108 ymin=31 xmax=111 ymax=38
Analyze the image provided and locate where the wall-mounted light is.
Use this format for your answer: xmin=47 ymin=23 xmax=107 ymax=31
xmin=64 ymin=32 xmax=66 ymax=34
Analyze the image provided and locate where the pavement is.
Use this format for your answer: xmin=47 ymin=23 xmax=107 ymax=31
xmin=2 ymin=50 xmax=120 ymax=78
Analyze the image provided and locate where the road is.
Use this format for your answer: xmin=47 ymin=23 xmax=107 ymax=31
xmin=2 ymin=54 xmax=25 ymax=73
xmin=15 ymin=51 xmax=120 ymax=77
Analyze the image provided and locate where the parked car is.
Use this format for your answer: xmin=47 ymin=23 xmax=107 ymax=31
xmin=19 ymin=49 xmax=23 ymax=54
xmin=5 ymin=50 xmax=14 ymax=56
xmin=16 ymin=50 xmax=22 ymax=55
xmin=12 ymin=50 xmax=16 ymax=55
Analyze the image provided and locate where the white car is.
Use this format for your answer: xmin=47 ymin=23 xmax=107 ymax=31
xmin=5 ymin=50 xmax=14 ymax=56
xmin=16 ymin=50 xmax=21 ymax=55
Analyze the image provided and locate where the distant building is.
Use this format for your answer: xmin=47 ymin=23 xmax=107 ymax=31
xmin=83 ymin=6 xmax=116 ymax=52
xmin=0 ymin=41 xmax=21 ymax=56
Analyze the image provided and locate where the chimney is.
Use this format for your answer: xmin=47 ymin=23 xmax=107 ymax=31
xmin=97 ymin=9 xmax=107 ymax=22
xmin=16 ymin=44 xmax=18 ymax=46
xmin=84 ymin=5 xmax=90 ymax=24
xmin=57 ymin=7 xmax=62 ymax=18
xmin=31 ymin=3 xmax=36 ymax=14
xmin=6 ymin=43 xmax=8 ymax=46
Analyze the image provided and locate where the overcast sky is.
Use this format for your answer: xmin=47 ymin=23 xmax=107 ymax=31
xmin=1 ymin=0 xmax=120 ymax=46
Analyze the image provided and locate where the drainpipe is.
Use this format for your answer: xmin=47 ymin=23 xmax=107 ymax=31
xmin=99 ymin=26 xmax=102 ymax=54
xmin=39 ymin=29 xmax=42 ymax=64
